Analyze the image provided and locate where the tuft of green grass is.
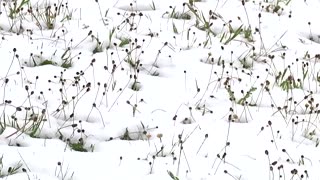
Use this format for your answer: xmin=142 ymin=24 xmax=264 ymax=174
xmin=108 ymin=27 xmax=116 ymax=47
xmin=221 ymin=25 xmax=243 ymax=45
xmin=92 ymin=35 xmax=104 ymax=54
xmin=8 ymin=0 xmax=30 ymax=19
xmin=60 ymin=48 xmax=73 ymax=69
xmin=121 ymin=128 xmax=133 ymax=140
xmin=0 ymin=158 xmax=23 ymax=178
xmin=263 ymin=0 xmax=292 ymax=14
xmin=276 ymin=69 xmax=302 ymax=92
xmin=61 ymin=61 xmax=73 ymax=69
xmin=42 ymin=6 xmax=56 ymax=29
xmin=131 ymin=81 xmax=142 ymax=91
xmin=166 ymin=6 xmax=191 ymax=20
xmin=167 ymin=170 xmax=179 ymax=180
xmin=39 ymin=60 xmax=57 ymax=66
xmin=69 ymin=139 xmax=87 ymax=152
xmin=29 ymin=112 xmax=46 ymax=138
xmin=237 ymin=87 xmax=257 ymax=105
xmin=243 ymin=26 xmax=254 ymax=42
xmin=119 ymin=37 xmax=130 ymax=47
xmin=239 ymin=57 xmax=253 ymax=69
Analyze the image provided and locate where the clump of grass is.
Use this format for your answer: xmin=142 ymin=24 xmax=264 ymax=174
xmin=239 ymin=56 xmax=253 ymax=69
xmin=172 ymin=10 xmax=191 ymax=20
xmin=121 ymin=128 xmax=133 ymax=140
xmin=92 ymin=35 xmax=104 ymax=54
xmin=61 ymin=47 xmax=77 ymax=69
xmin=243 ymin=26 xmax=254 ymax=42
xmin=118 ymin=37 xmax=130 ymax=47
xmin=26 ymin=54 xmax=58 ymax=67
xmin=276 ymin=68 xmax=302 ymax=92
xmin=303 ymin=129 xmax=319 ymax=147
xmin=39 ymin=60 xmax=57 ymax=66
xmin=21 ymin=2 xmax=73 ymax=31
xmin=220 ymin=24 xmax=243 ymax=45
xmin=237 ymin=87 xmax=257 ymax=105
xmin=69 ymin=138 xmax=87 ymax=152
xmin=131 ymin=81 xmax=142 ymax=91
xmin=261 ymin=0 xmax=292 ymax=14
xmin=42 ymin=5 xmax=57 ymax=29
xmin=162 ymin=6 xmax=191 ymax=20
xmin=8 ymin=0 xmax=30 ymax=19
xmin=28 ymin=109 xmax=47 ymax=138
xmin=0 ymin=157 xmax=23 ymax=178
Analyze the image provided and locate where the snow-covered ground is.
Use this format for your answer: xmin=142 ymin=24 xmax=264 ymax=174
xmin=0 ymin=0 xmax=320 ymax=179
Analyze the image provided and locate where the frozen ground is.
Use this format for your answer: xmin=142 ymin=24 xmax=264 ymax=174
xmin=0 ymin=0 xmax=320 ymax=179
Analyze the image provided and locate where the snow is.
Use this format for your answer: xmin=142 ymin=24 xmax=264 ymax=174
xmin=0 ymin=0 xmax=320 ymax=179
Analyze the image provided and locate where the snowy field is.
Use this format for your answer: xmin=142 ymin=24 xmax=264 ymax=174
xmin=0 ymin=0 xmax=320 ymax=179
